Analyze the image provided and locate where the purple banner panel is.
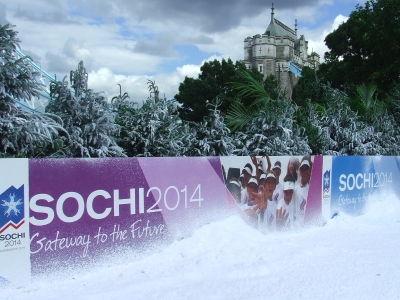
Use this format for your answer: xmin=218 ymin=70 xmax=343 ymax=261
xmin=29 ymin=157 xmax=231 ymax=274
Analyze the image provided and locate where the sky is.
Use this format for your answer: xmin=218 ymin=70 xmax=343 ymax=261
xmin=1 ymin=0 xmax=365 ymax=104
xmin=2 ymin=191 xmax=400 ymax=299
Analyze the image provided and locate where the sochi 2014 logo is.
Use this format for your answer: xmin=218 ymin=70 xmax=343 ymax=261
xmin=0 ymin=185 xmax=24 ymax=234
xmin=323 ymin=170 xmax=331 ymax=194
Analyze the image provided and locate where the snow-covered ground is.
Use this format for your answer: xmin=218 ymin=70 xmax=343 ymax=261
xmin=3 ymin=193 xmax=400 ymax=300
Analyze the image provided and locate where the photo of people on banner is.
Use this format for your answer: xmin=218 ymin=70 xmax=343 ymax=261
xmin=220 ymin=156 xmax=313 ymax=231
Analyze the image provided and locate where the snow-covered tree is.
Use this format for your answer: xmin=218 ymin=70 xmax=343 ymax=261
xmin=305 ymin=85 xmax=377 ymax=155
xmin=232 ymin=99 xmax=311 ymax=156
xmin=46 ymin=61 xmax=124 ymax=157
xmin=296 ymin=100 xmax=335 ymax=155
xmin=115 ymin=80 xmax=197 ymax=157
xmin=0 ymin=24 xmax=65 ymax=157
xmin=189 ymin=99 xmax=236 ymax=156
xmin=352 ymin=84 xmax=400 ymax=155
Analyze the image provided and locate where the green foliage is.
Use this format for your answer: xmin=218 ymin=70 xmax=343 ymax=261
xmin=227 ymin=69 xmax=311 ymax=156
xmin=175 ymin=58 xmax=263 ymax=122
xmin=263 ymin=74 xmax=280 ymax=101
xmin=293 ymin=66 xmax=329 ymax=108
xmin=320 ymin=0 xmax=400 ymax=93
xmin=226 ymin=70 xmax=290 ymax=132
xmin=226 ymin=69 xmax=273 ymax=131
xmin=229 ymin=69 xmax=271 ymax=107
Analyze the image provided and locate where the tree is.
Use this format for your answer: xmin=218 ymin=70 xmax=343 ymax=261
xmin=0 ymin=24 xmax=65 ymax=157
xmin=189 ymin=99 xmax=236 ymax=156
xmin=320 ymin=0 xmax=400 ymax=93
xmin=350 ymin=84 xmax=399 ymax=155
xmin=115 ymin=80 xmax=197 ymax=157
xmin=262 ymin=74 xmax=280 ymax=103
xmin=292 ymin=66 xmax=329 ymax=108
xmin=175 ymin=58 xmax=263 ymax=122
xmin=46 ymin=61 xmax=125 ymax=157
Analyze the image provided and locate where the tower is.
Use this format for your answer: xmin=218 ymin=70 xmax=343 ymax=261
xmin=243 ymin=3 xmax=320 ymax=97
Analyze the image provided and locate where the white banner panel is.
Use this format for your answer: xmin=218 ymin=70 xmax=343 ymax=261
xmin=0 ymin=159 xmax=30 ymax=286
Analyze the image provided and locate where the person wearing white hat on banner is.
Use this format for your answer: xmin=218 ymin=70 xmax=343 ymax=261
xmin=258 ymin=171 xmax=278 ymax=231
xmin=240 ymin=163 xmax=253 ymax=204
xmin=276 ymin=174 xmax=296 ymax=230
xmin=243 ymin=177 xmax=260 ymax=227
xmin=244 ymin=170 xmax=277 ymax=230
xmin=272 ymin=161 xmax=283 ymax=203
xmin=293 ymin=156 xmax=312 ymax=226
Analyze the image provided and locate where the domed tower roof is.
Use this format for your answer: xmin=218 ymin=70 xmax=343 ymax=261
xmin=264 ymin=3 xmax=297 ymax=40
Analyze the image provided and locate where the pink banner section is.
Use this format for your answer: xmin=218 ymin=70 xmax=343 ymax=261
xmin=138 ymin=157 xmax=232 ymax=238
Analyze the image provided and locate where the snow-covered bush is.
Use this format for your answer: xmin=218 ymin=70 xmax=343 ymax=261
xmin=226 ymin=70 xmax=311 ymax=156
xmin=296 ymin=100 xmax=335 ymax=155
xmin=0 ymin=24 xmax=65 ymax=157
xmin=232 ymin=97 xmax=311 ymax=156
xmin=46 ymin=61 xmax=124 ymax=157
xmin=115 ymin=80 xmax=197 ymax=157
xmin=190 ymin=99 xmax=236 ymax=156
xmin=352 ymin=84 xmax=400 ymax=155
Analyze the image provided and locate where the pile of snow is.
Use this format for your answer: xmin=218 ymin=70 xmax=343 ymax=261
xmin=3 ymin=193 xmax=400 ymax=300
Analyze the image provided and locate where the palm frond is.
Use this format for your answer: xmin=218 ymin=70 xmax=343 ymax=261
xmin=230 ymin=69 xmax=271 ymax=105
xmin=226 ymin=102 xmax=257 ymax=131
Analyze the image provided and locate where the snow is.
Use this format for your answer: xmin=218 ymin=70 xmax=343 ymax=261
xmin=3 ymin=192 xmax=400 ymax=300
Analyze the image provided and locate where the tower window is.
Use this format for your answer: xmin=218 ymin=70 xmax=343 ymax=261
xmin=259 ymin=66 xmax=263 ymax=72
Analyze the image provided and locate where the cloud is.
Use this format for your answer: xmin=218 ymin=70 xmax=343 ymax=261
xmin=99 ymin=0 xmax=325 ymax=33
xmin=19 ymin=48 xmax=41 ymax=61
xmin=0 ymin=3 xmax=9 ymax=24
xmin=87 ymin=64 xmax=200 ymax=104
xmin=86 ymin=56 xmax=214 ymax=103
xmin=46 ymin=37 xmax=94 ymax=74
xmin=13 ymin=0 xmax=79 ymax=24
xmin=184 ymin=34 xmax=214 ymax=45
xmin=3 ymin=0 xmax=355 ymax=109
xmin=133 ymin=34 xmax=178 ymax=58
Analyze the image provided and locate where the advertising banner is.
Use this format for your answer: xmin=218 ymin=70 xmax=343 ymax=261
xmin=220 ymin=155 xmax=323 ymax=231
xmin=1 ymin=155 xmax=398 ymax=283
xmin=331 ymin=156 xmax=400 ymax=216
xmin=29 ymin=157 xmax=231 ymax=274
xmin=0 ymin=159 xmax=30 ymax=286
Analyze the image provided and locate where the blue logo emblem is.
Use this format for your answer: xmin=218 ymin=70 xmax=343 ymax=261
xmin=0 ymin=185 xmax=24 ymax=234
xmin=323 ymin=170 xmax=331 ymax=194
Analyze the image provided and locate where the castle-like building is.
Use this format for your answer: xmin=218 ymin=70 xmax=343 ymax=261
xmin=243 ymin=4 xmax=320 ymax=96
